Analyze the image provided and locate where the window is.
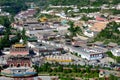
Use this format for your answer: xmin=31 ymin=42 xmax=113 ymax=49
xmin=24 ymin=63 xmax=28 ymax=67
xmin=10 ymin=64 xmax=14 ymax=67
xmin=17 ymin=64 xmax=21 ymax=67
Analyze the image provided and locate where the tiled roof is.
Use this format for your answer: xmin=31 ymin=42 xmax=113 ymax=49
xmin=96 ymin=16 xmax=107 ymax=21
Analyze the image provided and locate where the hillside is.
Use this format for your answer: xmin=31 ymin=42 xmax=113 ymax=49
xmin=48 ymin=0 xmax=120 ymax=6
xmin=0 ymin=0 xmax=120 ymax=15
xmin=94 ymin=21 xmax=120 ymax=45
xmin=0 ymin=0 xmax=48 ymax=15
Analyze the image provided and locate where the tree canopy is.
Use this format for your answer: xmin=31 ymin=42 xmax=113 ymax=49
xmin=0 ymin=0 xmax=120 ymax=15
xmin=68 ymin=21 xmax=82 ymax=38
xmin=0 ymin=16 xmax=11 ymax=27
xmin=0 ymin=0 xmax=48 ymax=15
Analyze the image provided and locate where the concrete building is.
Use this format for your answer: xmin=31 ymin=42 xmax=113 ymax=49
xmin=68 ymin=46 xmax=107 ymax=60
xmin=116 ymin=4 xmax=120 ymax=10
xmin=71 ymin=40 xmax=86 ymax=47
xmin=79 ymin=47 xmax=107 ymax=60
xmin=14 ymin=9 xmax=36 ymax=20
xmin=84 ymin=29 xmax=94 ymax=37
xmin=28 ymin=42 xmax=64 ymax=56
xmin=0 ymin=24 xmax=4 ymax=28
xmin=111 ymin=47 xmax=120 ymax=56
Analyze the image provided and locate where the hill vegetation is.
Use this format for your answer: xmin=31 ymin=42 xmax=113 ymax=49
xmin=48 ymin=0 xmax=120 ymax=6
xmin=0 ymin=0 xmax=48 ymax=15
xmin=94 ymin=21 xmax=120 ymax=45
xmin=0 ymin=0 xmax=120 ymax=15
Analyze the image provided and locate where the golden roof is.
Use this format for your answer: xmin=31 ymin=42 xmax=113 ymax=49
xmin=13 ymin=44 xmax=26 ymax=48
xmin=39 ymin=17 xmax=47 ymax=22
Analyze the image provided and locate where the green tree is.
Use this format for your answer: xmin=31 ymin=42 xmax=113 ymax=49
xmin=72 ymin=65 xmax=77 ymax=72
xmin=33 ymin=65 xmax=39 ymax=72
xmin=86 ymin=67 xmax=90 ymax=73
xmin=68 ymin=21 xmax=82 ymax=38
xmin=58 ymin=65 xmax=63 ymax=72
xmin=0 ymin=16 xmax=11 ymax=27
xmin=109 ymin=74 xmax=118 ymax=80
xmin=81 ymin=15 xmax=90 ymax=22
xmin=21 ymin=28 xmax=27 ymax=44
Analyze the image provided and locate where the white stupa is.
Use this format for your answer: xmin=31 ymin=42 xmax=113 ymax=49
xmin=0 ymin=9 xmax=1 ymax=12
xmin=19 ymin=38 xmax=23 ymax=44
